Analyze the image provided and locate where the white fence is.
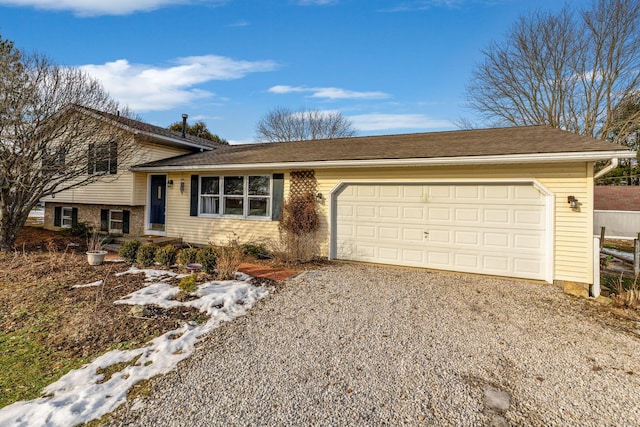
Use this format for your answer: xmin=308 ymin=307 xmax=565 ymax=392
xmin=594 ymin=210 xmax=640 ymax=239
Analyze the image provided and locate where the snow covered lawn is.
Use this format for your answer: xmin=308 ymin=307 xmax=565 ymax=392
xmin=0 ymin=268 xmax=268 ymax=427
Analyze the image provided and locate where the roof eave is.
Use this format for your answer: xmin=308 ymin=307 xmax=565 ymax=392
xmin=130 ymin=150 xmax=635 ymax=172
xmin=75 ymin=105 xmax=214 ymax=152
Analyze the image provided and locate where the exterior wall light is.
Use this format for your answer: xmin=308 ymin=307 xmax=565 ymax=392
xmin=568 ymin=195 xmax=579 ymax=210
xmin=180 ymin=179 xmax=185 ymax=194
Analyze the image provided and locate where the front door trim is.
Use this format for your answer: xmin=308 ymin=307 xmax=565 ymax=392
xmin=146 ymin=174 xmax=167 ymax=236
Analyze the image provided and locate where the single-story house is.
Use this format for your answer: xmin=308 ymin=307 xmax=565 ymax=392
xmin=43 ymin=113 xmax=634 ymax=289
xmin=594 ymin=186 xmax=640 ymax=238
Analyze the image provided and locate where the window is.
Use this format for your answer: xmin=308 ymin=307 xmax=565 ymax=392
xmin=88 ymin=141 xmax=117 ymax=175
xmin=200 ymin=177 xmax=220 ymax=214
xmin=248 ymin=176 xmax=270 ymax=217
xmin=61 ymin=207 xmax=73 ymax=228
xmin=199 ymin=175 xmax=271 ymax=218
xmin=223 ymin=176 xmax=244 ymax=216
xmin=109 ymin=210 xmax=123 ymax=233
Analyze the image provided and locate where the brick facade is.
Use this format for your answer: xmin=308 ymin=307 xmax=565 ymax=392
xmin=44 ymin=203 xmax=146 ymax=236
xmin=594 ymin=186 xmax=640 ymax=211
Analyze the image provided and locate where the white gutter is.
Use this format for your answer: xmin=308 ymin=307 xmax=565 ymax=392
xmin=593 ymin=157 xmax=619 ymax=180
xmin=130 ymin=150 xmax=636 ymax=172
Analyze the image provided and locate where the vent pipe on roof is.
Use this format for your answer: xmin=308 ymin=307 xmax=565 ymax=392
xmin=181 ymin=113 xmax=188 ymax=138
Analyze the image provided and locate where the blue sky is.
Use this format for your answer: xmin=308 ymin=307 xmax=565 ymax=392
xmin=0 ymin=0 xmax=565 ymax=143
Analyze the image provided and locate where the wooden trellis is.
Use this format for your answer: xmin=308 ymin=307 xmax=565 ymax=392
xmin=289 ymin=170 xmax=317 ymax=198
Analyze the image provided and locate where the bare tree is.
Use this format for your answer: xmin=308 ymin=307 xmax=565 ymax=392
xmin=255 ymin=106 xmax=357 ymax=142
xmin=0 ymin=36 xmax=137 ymax=251
xmin=466 ymin=0 xmax=640 ymax=141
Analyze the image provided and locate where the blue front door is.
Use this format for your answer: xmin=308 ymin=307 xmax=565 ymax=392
xmin=149 ymin=175 xmax=166 ymax=231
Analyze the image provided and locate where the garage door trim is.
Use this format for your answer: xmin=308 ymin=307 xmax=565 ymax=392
xmin=328 ymin=179 xmax=554 ymax=283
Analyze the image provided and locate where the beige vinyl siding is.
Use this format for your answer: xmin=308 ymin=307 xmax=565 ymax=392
xmin=313 ymin=162 xmax=593 ymax=284
xmin=45 ymin=138 xmax=192 ymax=206
xmin=163 ymin=162 xmax=593 ymax=284
xmin=164 ymin=171 xmax=285 ymax=246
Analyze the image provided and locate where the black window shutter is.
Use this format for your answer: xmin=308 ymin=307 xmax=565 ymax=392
xmin=122 ymin=210 xmax=130 ymax=234
xmin=100 ymin=209 xmax=109 ymax=232
xmin=190 ymin=175 xmax=199 ymax=216
xmin=109 ymin=141 xmax=118 ymax=174
xmin=87 ymin=143 xmax=95 ymax=174
xmin=71 ymin=208 xmax=78 ymax=227
xmin=272 ymin=173 xmax=284 ymax=221
xmin=53 ymin=207 xmax=61 ymax=227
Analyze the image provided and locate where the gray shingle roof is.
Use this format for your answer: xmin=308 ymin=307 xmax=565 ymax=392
xmin=80 ymin=106 xmax=223 ymax=150
xmin=134 ymin=126 xmax=631 ymax=169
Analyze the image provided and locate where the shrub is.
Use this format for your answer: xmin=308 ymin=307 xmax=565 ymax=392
xmin=136 ymin=244 xmax=157 ymax=267
xmin=63 ymin=221 xmax=92 ymax=237
xmin=610 ymin=274 xmax=640 ymax=309
xmin=242 ymin=242 xmax=271 ymax=259
xmin=196 ymin=246 xmax=217 ymax=273
xmin=177 ymin=248 xmax=199 ymax=266
xmin=155 ymin=244 xmax=178 ymax=267
xmin=178 ymin=274 xmax=198 ymax=295
xmin=118 ymin=239 xmax=141 ymax=264
xmin=278 ymin=191 xmax=320 ymax=264
xmin=215 ymin=238 xmax=244 ymax=280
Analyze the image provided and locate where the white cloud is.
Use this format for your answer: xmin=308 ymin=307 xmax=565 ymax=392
xmin=381 ymin=0 xmax=502 ymax=12
xmin=348 ymin=113 xmax=452 ymax=131
xmin=227 ymin=20 xmax=249 ymax=27
xmin=0 ymin=0 xmax=226 ymax=16
xmin=296 ymin=0 xmax=337 ymax=5
xmin=268 ymin=85 xmax=389 ymax=100
xmin=80 ymin=55 xmax=278 ymax=111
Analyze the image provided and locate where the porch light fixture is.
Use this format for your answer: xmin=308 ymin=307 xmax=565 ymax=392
xmin=567 ymin=195 xmax=579 ymax=210
xmin=180 ymin=179 xmax=185 ymax=194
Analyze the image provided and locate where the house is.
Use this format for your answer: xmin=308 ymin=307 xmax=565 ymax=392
xmin=594 ymin=186 xmax=640 ymax=238
xmin=44 ymin=120 xmax=633 ymax=290
xmin=42 ymin=108 xmax=223 ymax=236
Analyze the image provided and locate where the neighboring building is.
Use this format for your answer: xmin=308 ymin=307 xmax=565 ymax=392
xmin=594 ymin=186 xmax=640 ymax=238
xmin=44 ymin=120 xmax=633 ymax=288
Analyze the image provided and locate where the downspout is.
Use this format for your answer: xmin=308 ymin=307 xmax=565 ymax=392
xmin=594 ymin=157 xmax=619 ymax=180
xmin=591 ymin=157 xmax=618 ymax=299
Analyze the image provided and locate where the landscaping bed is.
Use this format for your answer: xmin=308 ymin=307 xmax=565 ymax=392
xmin=0 ymin=226 xmax=286 ymax=411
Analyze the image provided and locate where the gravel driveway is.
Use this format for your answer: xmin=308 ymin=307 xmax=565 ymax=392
xmin=108 ymin=263 xmax=640 ymax=426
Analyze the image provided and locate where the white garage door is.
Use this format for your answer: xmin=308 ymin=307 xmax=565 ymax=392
xmin=334 ymin=183 xmax=548 ymax=281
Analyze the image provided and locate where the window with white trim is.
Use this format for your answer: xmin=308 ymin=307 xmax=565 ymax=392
xmin=200 ymin=177 xmax=220 ymax=215
xmin=109 ymin=210 xmax=123 ymax=233
xmin=199 ymin=175 xmax=271 ymax=218
xmin=61 ymin=207 xmax=73 ymax=228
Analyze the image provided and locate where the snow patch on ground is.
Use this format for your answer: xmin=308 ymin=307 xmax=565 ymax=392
xmin=72 ymin=280 xmax=104 ymax=288
xmin=0 ymin=268 xmax=268 ymax=427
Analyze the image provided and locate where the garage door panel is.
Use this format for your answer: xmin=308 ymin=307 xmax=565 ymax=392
xmin=356 ymin=225 xmax=376 ymax=238
xmin=427 ymin=207 xmax=451 ymax=221
xmin=484 ymin=232 xmax=510 ymax=248
xmin=379 ymin=227 xmax=400 ymax=240
xmin=454 ymin=208 xmax=480 ymax=223
xmin=428 ymin=251 xmax=451 ymax=266
xmin=483 ymin=256 xmax=509 ymax=272
xmin=335 ymin=183 xmax=548 ymax=281
xmin=402 ymin=206 xmax=424 ymax=220
xmin=454 ymin=230 xmax=480 ymax=246
xmin=380 ymin=206 xmax=400 ymax=218
xmin=455 ymin=253 xmax=480 ymax=268
xmin=403 ymin=228 xmax=424 ymax=241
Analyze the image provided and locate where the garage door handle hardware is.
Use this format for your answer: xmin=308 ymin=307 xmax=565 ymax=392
xmin=424 ymin=231 xmax=429 ymax=237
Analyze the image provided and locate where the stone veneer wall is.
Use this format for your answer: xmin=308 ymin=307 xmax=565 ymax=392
xmin=44 ymin=203 xmax=146 ymax=236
